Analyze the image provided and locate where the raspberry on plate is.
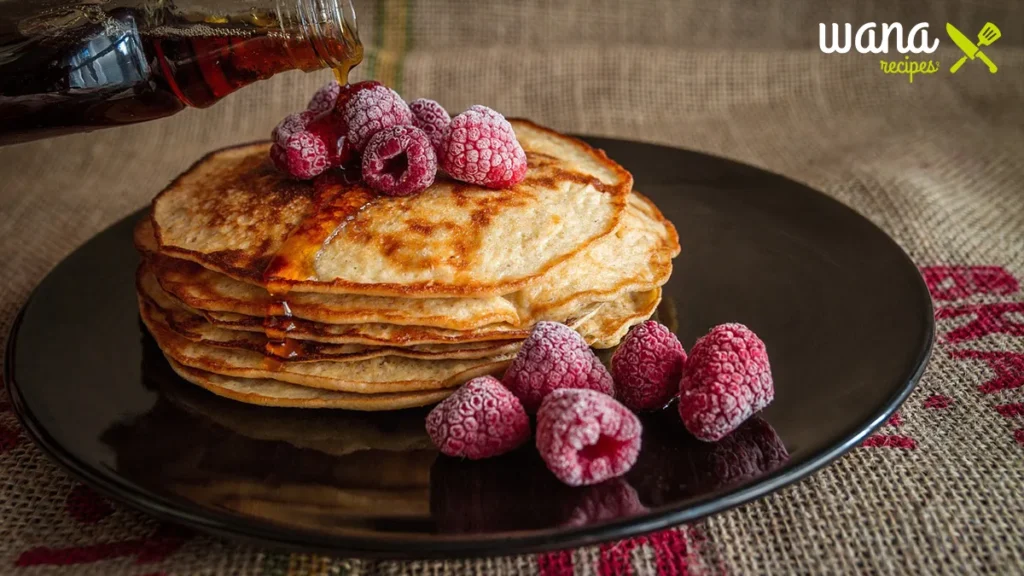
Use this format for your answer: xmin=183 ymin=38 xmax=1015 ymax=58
xmin=305 ymin=111 xmax=352 ymax=167
xmin=343 ymin=83 xmax=413 ymax=153
xmin=332 ymin=80 xmax=381 ymax=114
xmin=502 ymin=321 xmax=614 ymax=413
xmin=612 ymin=320 xmax=687 ymax=411
xmin=271 ymin=110 xmax=318 ymax=146
xmin=306 ymin=81 xmax=341 ymax=114
xmin=409 ymin=98 xmax=451 ymax=159
xmin=361 ymin=125 xmax=437 ymax=196
xmin=270 ymin=131 xmax=329 ymax=180
xmin=678 ymin=323 xmax=774 ymax=441
xmin=441 ymin=105 xmax=528 ymax=189
xmin=425 ymin=375 xmax=530 ymax=460
xmin=536 ymin=388 xmax=642 ymax=486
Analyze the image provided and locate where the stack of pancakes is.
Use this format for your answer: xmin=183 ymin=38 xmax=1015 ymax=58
xmin=135 ymin=120 xmax=679 ymax=410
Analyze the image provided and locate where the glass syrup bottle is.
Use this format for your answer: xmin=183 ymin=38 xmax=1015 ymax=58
xmin=0 ymin=0 xmax=362 ymax=145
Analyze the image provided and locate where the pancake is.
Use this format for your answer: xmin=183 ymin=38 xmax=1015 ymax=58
xmin=151 ymin=254 xmax=522 ymax=330
xmin=582 ymin=288 xmax=663 ymax=349
xmin=196 ymin=303 xmax=601 ymax=346
xmin=138 ymin=267 xmax=522 ymax=362
xmin=144 ymin=308 xmax=513 ymax=393
xmin=167 ymin=359 xmax=452 ymax=410
xmin=151 ymin=120 xmax=633 ymax=298
xmin=140 ymin=192 xmax=677 ymax=332
xmin=142 ymin=293 xmax=522 ymax=362
xmin=507 ymin=192 xmax=678 ymax=324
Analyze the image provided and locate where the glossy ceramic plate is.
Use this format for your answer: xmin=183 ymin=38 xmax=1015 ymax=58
xmin=5 ymin=137 xmax=934 ymax=558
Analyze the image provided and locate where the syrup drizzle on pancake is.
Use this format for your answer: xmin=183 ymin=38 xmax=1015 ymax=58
xmin=261 ymin=170 xmax=379 ymax=365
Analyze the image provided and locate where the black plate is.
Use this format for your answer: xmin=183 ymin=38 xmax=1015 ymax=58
xmin=5 ymin=138 xmax=933 ymax=558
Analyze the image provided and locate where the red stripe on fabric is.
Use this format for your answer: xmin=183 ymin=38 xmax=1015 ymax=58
xmin=861 ymin=435 xmax=918 ymax=449
xmin=923 ymin=394 xmax=953 ymax=409
xmin=920 ymin=266 xmax=1019 ymax=301
xmin=65 ymin=484 xmax=115 ymax=524
xmin=537 ymin=549 xmax=574 ymax=576
xmin=996 ymin=403 xmax=1024 ymax=418
xmin=598 ymin=529 xmax=691 ymax=576
xmin=0 ymin=424 xmax=21 ymax=454
xmin=15 ymin=524 xmax=191 ymax=566
xmin=935 ymin=303 xmax=1024 ymax=344
xmin=949 ymin=350 xmax=1024 ymax=394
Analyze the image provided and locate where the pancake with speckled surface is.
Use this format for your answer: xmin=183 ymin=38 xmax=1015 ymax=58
xmin=151 ymin=120 xmax=633 ymax=298
xmin=135 ymin=119 xmax=679 ymax=410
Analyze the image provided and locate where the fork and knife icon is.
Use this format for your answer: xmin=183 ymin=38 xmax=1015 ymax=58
xmin=947 ymin=22 xmax=1001 ymax=74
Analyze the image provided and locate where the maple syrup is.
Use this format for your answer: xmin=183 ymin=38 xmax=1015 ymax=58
xmin=258 ymin=172 xmax=376 ymax=362
xmin=0 ymin=0 xmax=361 ymax=144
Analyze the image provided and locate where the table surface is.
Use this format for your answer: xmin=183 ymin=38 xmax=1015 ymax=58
xmin=1 ymin=1 xmax=1023 ymax=573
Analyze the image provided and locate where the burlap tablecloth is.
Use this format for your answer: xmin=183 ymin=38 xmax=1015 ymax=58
xmin=2 ymin=0 xmax=1023 ymax=573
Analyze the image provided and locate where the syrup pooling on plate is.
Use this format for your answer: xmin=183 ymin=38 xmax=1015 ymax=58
xmin=261 ymin=169 xmax=378 ymax=363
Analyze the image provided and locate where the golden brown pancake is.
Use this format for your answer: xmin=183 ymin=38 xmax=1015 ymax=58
xmin=135 ymin=119 xmax=680 ymax=411
xmin=138 ymin=267 xmax=523 ymax=362
xmin=167 ymin=359 xmax=453 ymax=409
xmin=144 ymin=308 xmax=513 ymax=394
xmin=137 ymin=192 xmax=676 ymax=333
xmin=150 ymin=120 xmax=632 ymax=298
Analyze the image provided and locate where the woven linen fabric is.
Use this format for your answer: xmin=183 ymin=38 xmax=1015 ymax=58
xmin=2 ymin=0 xmax=1023 ymax=573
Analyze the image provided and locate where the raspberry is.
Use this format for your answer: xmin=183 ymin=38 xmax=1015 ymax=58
xmin=502 ymin=321 xmax=614 ymax=413
xmin=305 ymin=110 xmax=353 ymax=167
xmin=332 ymin=80 xmax=381 ymax=114
xmin=409 ymin=98 xmax=451 ymax=159
xmin=361 ymin=125 xmax=438 ymax=196
xmin=343 ymin=84 xmax=413 ymax=153
xmin=271 ymin=110 xmax=318 ymax=145
xmin=612 ymin=321 xmax=687 ymax=411
xmin=306 ymin=81 xmax=341 ymax=114
xmin=561 ymin=478 xmax=647 ymax=527
xmin=535 ymin=389 xmax=642 ymax=486
xmin=441 ymin=105 xmax=528 ymax=189
xmin=270 ymin=131 xmax=329 ymax=180
xmin=425 ymin=376 xmax=530 ymax=460
xmin=678 ymin=323 xmax=774 ymax=442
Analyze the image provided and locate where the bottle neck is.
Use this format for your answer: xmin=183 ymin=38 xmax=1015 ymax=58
xmin=279 ymin=0 xmax=362 ymax=78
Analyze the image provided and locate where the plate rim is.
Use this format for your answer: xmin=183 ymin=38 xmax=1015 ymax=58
xmin=3 ymin=137 xmax=936 ymax=558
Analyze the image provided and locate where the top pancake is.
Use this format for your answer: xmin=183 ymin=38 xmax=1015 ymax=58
xmin=152 ymin=120 xmax=632 ymax=298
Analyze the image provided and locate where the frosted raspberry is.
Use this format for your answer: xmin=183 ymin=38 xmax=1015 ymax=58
xmin=561 ymin=478 xmax=647 ymax=527
xmin=425 ymin=376 xmax=530 ymax=460
xmin=612 ymin=321 xmax=687 ymax=412
xmin=271 ymin=131 xmax=329 ymax=180
xmin=361 ymin=125 xmax=437 ymax=196
xmin=441 ymin=105 xmax=528 ymax=189
xmin=409 ymin=98 xmax=451 ymax=158
xmin=343 ymin=84 xmax=413 ymax=153
xmin=306 ymin=81 xmax=341 ymax=114
xmin=678 ymin=323 xmax=774 ymax=442
xmin=271 ymin=110 xmax=318 ymax=145
xmin=502 ymin=321 xmax=614 ymax=413
xmin=332 ymin=80 xmax=381 ymax=114
xmin=305 ymin=110 xmax=353 ymax=167
xmin=535 ymin=389 xmax=642 ymax=486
